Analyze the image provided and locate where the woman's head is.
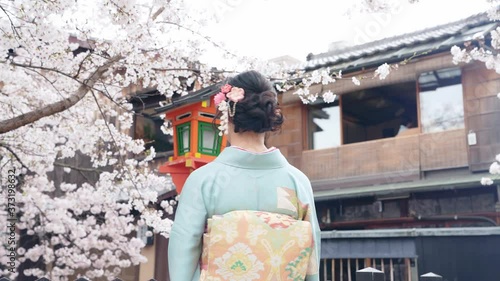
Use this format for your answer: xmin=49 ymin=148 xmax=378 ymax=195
xmin=222 ymin=70 xmax=284 ymax=134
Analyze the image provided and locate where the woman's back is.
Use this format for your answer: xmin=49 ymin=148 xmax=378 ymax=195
xmin=198 ymin=147 xmax=310 ymax=218
xmin=167 ymin=71 xmax=320 ymax=281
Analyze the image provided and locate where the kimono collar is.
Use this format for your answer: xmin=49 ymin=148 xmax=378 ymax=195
xmin=214 ymin=146 xmax=288 ymax=169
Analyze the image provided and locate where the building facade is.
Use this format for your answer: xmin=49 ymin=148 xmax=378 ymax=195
xmin=267 ymin=13 xmax=500 ymax=281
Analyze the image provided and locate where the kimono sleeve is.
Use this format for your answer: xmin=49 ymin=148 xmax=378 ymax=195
xmin=293 ymin=169 xmax=321 ymax=281
xmin=168 ymin=171 xmax=208 ymax=281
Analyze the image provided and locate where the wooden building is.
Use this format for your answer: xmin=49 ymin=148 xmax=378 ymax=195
xmin=266 ymin=12 xmax=500 ymax=281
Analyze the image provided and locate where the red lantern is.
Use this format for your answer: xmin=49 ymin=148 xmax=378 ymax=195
xmin=158 ymin=95 xmax=227 ymax=194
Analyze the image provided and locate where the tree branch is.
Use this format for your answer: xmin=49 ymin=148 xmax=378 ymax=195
xmin=0 ymin=143 xmax=34 ymax=174
xmin=157 ymin=20 xmax=237 ymax=57
xmin=0 ymin=4 xmax=21 ymax=39
xmin=53 ymin=161 xmax=104 ymax=173
xmin=0 ymin=55 xmax=122 ymax=134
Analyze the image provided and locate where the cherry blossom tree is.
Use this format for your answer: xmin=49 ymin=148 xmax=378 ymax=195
xmin=0 ymin=0 xmax=244 ymax=279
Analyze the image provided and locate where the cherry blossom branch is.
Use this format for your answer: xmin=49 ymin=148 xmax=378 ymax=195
xmin=0 ymin=55 xmax=122 ymax=134
xmin=4 ymin=60 xmax=85 ymax=82
xmin=96 ymin=80 xmax=146 ymax=116
xmin=73 ymin=51 xmax=93 ymax=79
xmin=32 ymin=203 xmax=87 ymax=254
xmin=89 ymin=89 xmax=148 ymax=194
xmin=157 ymin=21 xmax=237 ymax=57
xmin=24 ymin=68 xmax=70 ymax=102
xmin=0 ymin=4 xmax=21 ymax=39
xmin=109 ymin=0 xmax=131 ymax=17
xmin=0 ymin=142 xmax=33 ymax=174
xmin=150 ymin=67 xmax=201 ymax=72
xmin=53 ymin=162 xmax=105 ymax=173
xmin=90 ymin=90 xmax=119 ymax=144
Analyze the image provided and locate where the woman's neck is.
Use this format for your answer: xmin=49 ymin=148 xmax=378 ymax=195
xmin=228 ymin=131 xmax=268 ymax=153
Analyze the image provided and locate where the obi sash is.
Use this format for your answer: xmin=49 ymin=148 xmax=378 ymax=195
xmin=200 ymin=210 xmax=314 ymax=281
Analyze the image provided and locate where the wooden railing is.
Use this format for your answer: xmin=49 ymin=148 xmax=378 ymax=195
xmin=302 ymin=129 xmax=468 ymax=188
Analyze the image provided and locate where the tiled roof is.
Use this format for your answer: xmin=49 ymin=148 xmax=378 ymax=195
xmin=154 ymin=83 xmax=221 ymax=114
xmin=152 ymin=12 xmax=498 ymax=113
xmin=300 ymin=12 xmax=498 ymax=71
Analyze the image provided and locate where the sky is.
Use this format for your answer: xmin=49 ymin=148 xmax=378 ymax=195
xmin=183 ymin=0 xmax=492 ymax=63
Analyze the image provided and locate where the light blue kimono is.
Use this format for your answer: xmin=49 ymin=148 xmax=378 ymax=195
xmin=167 ymin=147 xmax=321 ymax=281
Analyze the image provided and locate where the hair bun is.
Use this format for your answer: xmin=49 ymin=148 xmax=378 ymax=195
xmin=226 ymin=71 xmax=284 ymax=133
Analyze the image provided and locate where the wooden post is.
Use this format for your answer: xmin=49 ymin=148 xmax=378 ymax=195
xmin=405 ymin=258 xmax=411 ymax=281
xmin=495 ymin=185 xmax=500 ymax=225
xmin=332 ymin=259 xmax=336 ymax=281
xmin=323 ymin=259 xmax=328 ymax=281
xmin=420 ymin=272 xmax=443 ymax=281
xmin=390 ymin=259 xmax=394 ymax=281
xmin=348 ymin=259 xmax=352 ymax=281
xmin=356 ymin=267 xmax=385 ymax=281
xmin=340 ymin=259 xmax=344 ymax=281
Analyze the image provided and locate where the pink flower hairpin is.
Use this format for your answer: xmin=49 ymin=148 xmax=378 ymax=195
xmin=214 ymin=84 xmax=245 ymax=135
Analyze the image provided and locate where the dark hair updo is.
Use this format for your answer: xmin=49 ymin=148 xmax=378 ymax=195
xmin=223 ymin=70 xmax=284 ymax=133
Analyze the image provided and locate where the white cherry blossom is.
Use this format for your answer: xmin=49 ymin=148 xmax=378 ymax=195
xmin=352 ymin=77 xmax=361 ymax=86
xmin=322 ymin=91 xmax=337 ymax=103
xmin=374 ymin=63 xmax=392 ymax=80
xmin=481 ymin=177 xmax=494 ymax=186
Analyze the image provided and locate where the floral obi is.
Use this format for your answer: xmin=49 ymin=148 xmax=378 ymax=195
xmin=200 ymin=210 xmax=313 ymax=281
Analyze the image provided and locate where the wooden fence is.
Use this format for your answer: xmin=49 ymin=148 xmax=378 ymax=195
xmin=0 ymin=278 xmax=158 ymax=281
xmin=0 ymin=269 xmax=445 ymax=281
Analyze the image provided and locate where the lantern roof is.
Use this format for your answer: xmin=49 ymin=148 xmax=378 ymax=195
xmin=154 ymin=83 xmax=222 ymax=114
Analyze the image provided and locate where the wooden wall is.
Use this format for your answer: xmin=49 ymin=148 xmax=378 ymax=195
xmin=419 ymin=129 xmax=468 ymax=171
xmin=462 ymin=63 xmax=500 ymax=172
xmin=299 ymin=129 xmax=467 ymax=186
xmin=268 ymin=96 xmax=304 ymax=168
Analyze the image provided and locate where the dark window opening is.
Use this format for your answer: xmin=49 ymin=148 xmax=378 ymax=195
xmin=342 ymin=81 xmax=418 ymax=145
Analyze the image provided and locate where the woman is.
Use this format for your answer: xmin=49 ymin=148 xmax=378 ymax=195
xmin=168 ymin=70 xmax=321 ymax=281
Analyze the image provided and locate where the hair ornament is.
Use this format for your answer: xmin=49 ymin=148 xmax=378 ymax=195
xmin=214 ymin=84 xmax=245 ymax=135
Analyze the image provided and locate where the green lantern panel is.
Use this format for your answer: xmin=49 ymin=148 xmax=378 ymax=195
xmin=176 ymin=122 xmax=191 ymax=155
xmin=198 ymin=121 xmax=222 ymax=156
